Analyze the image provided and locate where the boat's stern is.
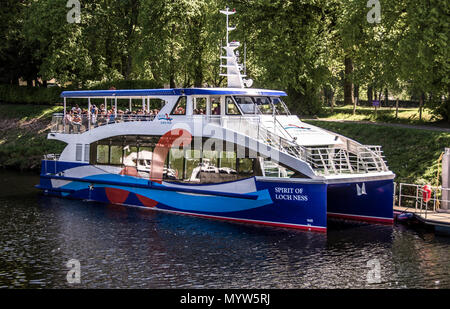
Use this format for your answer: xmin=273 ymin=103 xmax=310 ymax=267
xmin=326 ymin=173 xmax=395 ymax=224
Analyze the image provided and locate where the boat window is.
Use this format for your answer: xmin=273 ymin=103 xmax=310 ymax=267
xmin=91 ymin=136 xmax=282 ymax=183
xmin=96 ymin=145 xmax=109 ymax=164
xmin=137 ymin=146 xmax=153 ymax=167
xmin=123 ymin=146 xmax=138 ymax=167
xmin=272 ymin=97 xmax=290 ymax=115
xmin=254 ymin=96 xmax=273 ymax=114
xmin=237 ymin=158 xmax=254 ymax=176
xmin=210 ymin=96 xmax=221 ymax=115
xmin=185 ymin=150 xmax=202 ymax=182
xmin=166 ymin=149 xmax=183 ymax=180
xmin=234 ymin=96 xmax=255 ymax=114
xmin=110 ymin=145 xmax=123 ymax=165
xmin=262 ymin=159 xmax=295 ymax=178
xmin=219 ymin=151 xmax=237 ymax=175
xmin=171 ymin=96 xmax=186 ymax=115
xmin=225 ymin=96 xmax=240 ymax=115
xmin=193 ymin=97 xmax=206 ymax=115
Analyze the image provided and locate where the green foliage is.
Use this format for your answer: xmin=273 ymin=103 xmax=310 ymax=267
xmin=0 ymin=0 xmax=448 ymax=118
xmin=0 ymin=85 xmax=63 ymax=105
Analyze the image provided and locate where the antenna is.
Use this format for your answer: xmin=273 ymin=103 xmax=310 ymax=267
xmin=219 ymin=7 xmax=253 ymax=88
xmin=243 ymin=42 xmax=247 ymax=76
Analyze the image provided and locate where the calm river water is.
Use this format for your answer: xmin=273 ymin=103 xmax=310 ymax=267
xmin=0 ymin=170 xmax=448 ymax=289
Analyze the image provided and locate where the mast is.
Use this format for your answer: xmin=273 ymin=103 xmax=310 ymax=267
xmin=219 ymin=7 xmax=253 ymax=88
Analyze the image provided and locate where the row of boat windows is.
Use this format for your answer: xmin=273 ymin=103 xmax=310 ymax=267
xmin=92 ymin=142 xmax=260 ymax=183
xmin=172 ymin=96 xmax=289 ymax=116
xmin=90 ymin=136 xmax=295 ymax=183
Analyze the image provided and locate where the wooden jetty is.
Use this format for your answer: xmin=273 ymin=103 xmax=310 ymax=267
xmin=394 ymin=205 xmax=450 ymax=234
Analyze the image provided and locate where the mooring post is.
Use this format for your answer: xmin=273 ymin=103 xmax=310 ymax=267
xmin=441 ymin=148 xmax=450 ymax=212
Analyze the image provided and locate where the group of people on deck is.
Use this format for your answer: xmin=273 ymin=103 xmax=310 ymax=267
xmin=63 ymin=103 xmax=160 ymax=133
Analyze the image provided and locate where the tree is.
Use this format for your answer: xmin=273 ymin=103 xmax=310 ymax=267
xmin=234 ymin=0 xmax=334 ymax=115
xmin=0 ymin=0 xmax=41 ymax=86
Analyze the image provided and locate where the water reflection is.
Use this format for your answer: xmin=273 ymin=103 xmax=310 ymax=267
xmin=0 ymin=170 xmax=448 ymax=288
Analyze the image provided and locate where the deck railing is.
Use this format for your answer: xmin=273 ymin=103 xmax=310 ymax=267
xmin=395 ymin=182 xmax=450 ymax=218
xmin=301 ymin=146 xmax=388 ymax=176
xmin=51 ymin=113 xmax=156 ymax=134
xmin=220 ymin=116 xmax=388 ymax=175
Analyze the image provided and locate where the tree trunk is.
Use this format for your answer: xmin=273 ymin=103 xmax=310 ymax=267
xmin=26 ymin=78 xmax=33 ymax=87
xmin=419 ymin=92 xmax=424 ymax=120
xmin=344 ymin=56 xmax=354 ymax=109
xmin=324 ymin=86 xmax=334 ymax=113
xmin=169 ymin=23 xmax=177 ymax=88
xmin=395 ymin=98 xmax=399 ymax=119
xmin=367 ymin=85 xmax=373 ymax=106
xmin=374 ymin=90 xmax=378 ymax=117
xmin=353 ymin=84 xmax=359 ymax=114
xmin=378 ymin=90 xmax=382 ymax=107
xmin=331 ymin=93 xmax=335 ymax=113
xmin=384 ymin=88 xmax=389 ymax=107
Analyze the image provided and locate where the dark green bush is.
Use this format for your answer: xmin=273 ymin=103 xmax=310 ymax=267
xmin=0 ymin=80 xmax=164 ymax=106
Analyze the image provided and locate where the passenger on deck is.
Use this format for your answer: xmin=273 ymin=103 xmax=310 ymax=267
xmin=175 ymin=106 xmax=185 ymax=115
xmin=90 ymin=104 xmax=98 ymax=126
xmin=72 ymin=112 xmax=82 ymax=133
xmin=81 ymin=109 xmax=88 ymax=129
xmin=108 ymin=109 xmax=116 ymax=123
xmin=64 ymin=111 xmax=73 ymax=133
xmin=117 ymin=110 xmax=124 ymax=122
xmin=71 ymin=104 xmax=81 ymax=115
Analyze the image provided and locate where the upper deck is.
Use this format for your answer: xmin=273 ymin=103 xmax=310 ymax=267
xmin=50 ymin=87 xmax=390 ymax=177
xmin=54 ymin=87 xmax=293 ymax=135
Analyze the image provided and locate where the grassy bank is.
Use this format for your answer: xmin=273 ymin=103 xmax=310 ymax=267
xmin=0 ymin=104 xmax=65 ymax=170
xmin=316 ymin=105 xmax=447 ymax=127
xmin=304 ymin=120 xmax=450 ymax=184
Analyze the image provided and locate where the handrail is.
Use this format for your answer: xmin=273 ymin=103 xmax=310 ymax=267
xmin=396 ymin=182 xmax=450 ymax=217
xmin=51 ymin=113 xmax=156 ymax=134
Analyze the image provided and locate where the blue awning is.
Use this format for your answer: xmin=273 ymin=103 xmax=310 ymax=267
xmin=60 ymin=88 xmax=287 ymax=98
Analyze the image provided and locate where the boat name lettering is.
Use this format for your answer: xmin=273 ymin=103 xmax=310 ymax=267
xmin=274 ymin=187 xmax=308 ymax=202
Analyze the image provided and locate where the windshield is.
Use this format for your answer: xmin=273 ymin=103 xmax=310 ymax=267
xmin=234 ymin=96 xmax=256 ymax=114
xmin=232 ymin=96 xmax=290 ymax=115
xmin=254 ymin=96 xmax=273 ymax=115
xmin=272 ymin=97 xmax=290 ymax=115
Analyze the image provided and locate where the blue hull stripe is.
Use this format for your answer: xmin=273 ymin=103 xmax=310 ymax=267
xmin=40 ymin=174 xmax=259 ymax=200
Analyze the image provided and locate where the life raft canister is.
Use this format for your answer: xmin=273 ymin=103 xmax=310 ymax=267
xmin=422 ymin=184 xmax=432 ymax=203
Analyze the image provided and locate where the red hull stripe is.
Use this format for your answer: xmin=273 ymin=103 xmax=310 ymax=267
xmin=327 ymin=212 xmax=393 ymax=224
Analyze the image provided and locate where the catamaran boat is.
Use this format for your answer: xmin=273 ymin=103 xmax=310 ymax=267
xmin=37 ymin=8 xmax=394 ymax=232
